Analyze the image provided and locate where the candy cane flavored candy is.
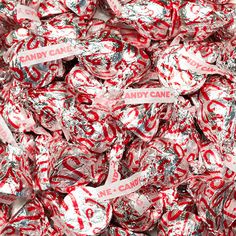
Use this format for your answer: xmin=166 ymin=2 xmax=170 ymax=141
xmin=58 ymin=186 xmax=112 ymax=235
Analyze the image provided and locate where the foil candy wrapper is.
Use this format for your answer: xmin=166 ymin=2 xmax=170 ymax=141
xmin=0 ymin=142 xmax=33 ymax=205
xmin=37 ymin=13 xmax=88 ymax=41
xmin=7 ymin=36 xmax=65 ymax=88
xmin=38 ymin=0 xmax=97 ymax=20
xmin=1 ymin=198 xmax=53 ymax=236
xmin=109 ymin=0 xmax=234 ymax=41
xmin=48 ymin=137 xmax=108 ymax=192
xmin=112 ymin=185 xmax=162 ymax=232
xmin=61 ymin=104 xmax=119 ymax=153
xmin=195 ymin=75 xmax=236 ymax=172
xmin=58 ymin=186 xmax=112 ymax=235
xmin=23 ymin=82 xmax=75 ymax=131
xmin=188 ymin=175 xmax=236 ymax=234
xmin=157 ymin=210 xmax=207 ymax=235
xmin=139 ymin=137 xmax=190 ymax=188
xmin=155 ymin=44 xmax=208 ymax=95
xmin=81 ymin=29 xmax=151 ymax=84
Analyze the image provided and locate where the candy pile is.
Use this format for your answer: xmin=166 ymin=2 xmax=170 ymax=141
xmin=0 ymin=0 xmax=236 ymax=235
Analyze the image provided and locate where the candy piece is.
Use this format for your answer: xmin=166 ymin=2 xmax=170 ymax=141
xmin=38 ymin=0 xmax=69 ymax=18
xmin=157 ymin=210 xmax=206 ymax=235
xmin=23 ymin=82 xmax=74 ymax=131
xmin=58 ymin=186 xmax=112 ymax=235
xmin=155 ymin=44 xmax=209 ymax=95
xmin=81 ymin=29 xmax=151 ymax=84
xmin=8 ymin=36 xmax=64 ymax=88
xmin=188 ymin=175 xmax=236 ymax=234
xmin=107 ymin=0 xmax=234 ymax=41
xmin=2 ymin=98 xmax=35 ymax=133
xmin=102 ymin=226 xmax=147 ymax=236
xmin=61 ymin=104 xmax=118 ymax=153
xmin=112 ymin=80 xmax=169 ymax=142
xmin=158 ymin=97 xmax=200 ymax=163
xmin=48 ymin=137 xmax=108 ymax=192
xmin=199 ymin=141 xmax=224 ymax=174
xmin=66 ymin=64 xmax=104 ymax=97
xmin=38 ymin=13 xmax=88 ymax=41
xmin=112 ymin=185 xmax=162 ymax=232
xmin=1 ymin=198 xmax=51 ymax=235
xmin=139 ymin=137 xmax=189 ymax=187
xmin=0 ymin=143 xmax=33 ymax=204
xmin=33 ymin=134 xmax=52 ymax=191
xmin=195 ymin=75 xmax=236 ymax=171
xmin=65 ymin=0 xmax=97 ymax=20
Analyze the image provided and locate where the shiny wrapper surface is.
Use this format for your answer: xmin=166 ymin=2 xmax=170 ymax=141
xmin=112 ymin=185 xmax=162 ymax=232
xmin=48 ymin=138 xmax=107 ymax=192
xmin=155 ymin=44 xmax=208 ymax=95
xmin=196 ymin=75 xmax=236 ymax=171
xmin=81 ymin=30 xmax=151 ymax=85
xmin=0 ymin=0 xmax=235 ymax=234
xmin=0 ymin=143 xmax=33 ymax=204
xmin=59 ymin=186 xmax=112 ymax=235
xmin=23 ymin=82 xmax=74 ymax=131
xmin=7 ymin=36 xmax=64 ymax=88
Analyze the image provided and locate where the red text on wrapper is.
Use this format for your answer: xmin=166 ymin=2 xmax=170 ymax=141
xmin=18 ymin=45 xmax=75 ymax=64
xmin=123 ymin=88 xmax=177 ymax=104
xmin=96 ymin=172 xmax=143 ymax=200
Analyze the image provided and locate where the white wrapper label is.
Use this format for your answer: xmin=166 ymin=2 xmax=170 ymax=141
xmin=123 ymin=88 xmax=177 ymax=104
xmin=95 ymin=171 xmax=145 ymax=201
xmin=17 ymin=42 xmax=113 ymax=67
xmin=105 ymin=160 xmax=121 ymax=185
xmin=17 ymin=43 xmax=83 ymax=67
xmin=180 ymin=49 xmax=231 ymax=76
xmin=16 ymin=4 xmax=40 ymax=23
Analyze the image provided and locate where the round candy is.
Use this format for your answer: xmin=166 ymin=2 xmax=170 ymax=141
xmin=113 ymin=185 xmax=162 ymax=232
xmin=59 ymin=186 xmax=112 ymax=235
xmin=196 ymin=75 xmax=236 ymax=171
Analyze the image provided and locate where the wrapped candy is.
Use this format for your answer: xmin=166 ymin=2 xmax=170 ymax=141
xmin=157 ymin=210 xmax=207 ymax=235
xmin=7 ymin=36 xmax=64 ymax=88
xmin=48 ymin=136 xmax=108 ymax=192
xmin=106 ymin=0 xmax=235 ymax=41
xmin=195 ymin=75 xmax=236 ymax=171
xmin=80 ymin=29 xmax=151 ymax=85
xmin=0 ymin=142 xmax=33 ymax=205
xmin=112 ymin=185 xmax=161 ymax=232
xmin=188 ymin=175 xmax=236 ymax=234
xmin=58 ymin=186 xmax=113 ymax=235
xmin=0 ymin=0 xmax=235 ymax=234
